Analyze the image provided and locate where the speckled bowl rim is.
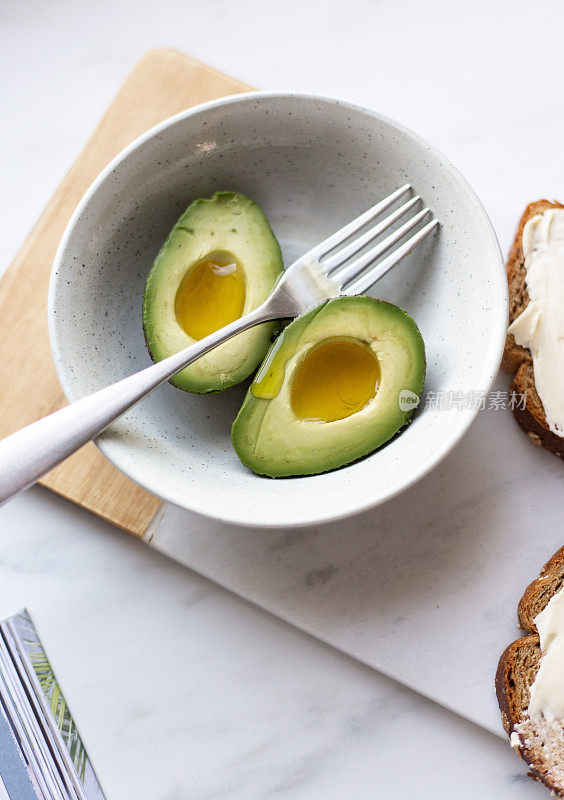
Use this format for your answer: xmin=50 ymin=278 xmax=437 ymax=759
xmin=48 ymin=91 xmax=507 ymax=529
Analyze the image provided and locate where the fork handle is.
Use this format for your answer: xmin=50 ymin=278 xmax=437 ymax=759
xmin=0 ymin=303 xmax=273 ymax=507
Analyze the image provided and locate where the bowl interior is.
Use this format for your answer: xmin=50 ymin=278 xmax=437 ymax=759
xmin=49 ymin=94 xmax=506 ymax=527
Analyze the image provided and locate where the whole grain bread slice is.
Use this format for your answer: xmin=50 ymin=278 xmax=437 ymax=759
xmin=503 ymin=200 xmax=564 ymax=457
xmin=496 ymin=547 xmax=564 ymax=795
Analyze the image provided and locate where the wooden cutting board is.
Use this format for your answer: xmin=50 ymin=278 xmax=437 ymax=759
xmin=0 ymin=50 xmax=251 ymax=536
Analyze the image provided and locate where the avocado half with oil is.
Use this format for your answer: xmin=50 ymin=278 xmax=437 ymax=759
xmin=143 ymin=192 xmax=284 ymax=393
xmin=231 ymin=296 xmax=425 ymax=477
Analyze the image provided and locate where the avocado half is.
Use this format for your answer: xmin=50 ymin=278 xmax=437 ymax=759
xmin=143 ymin=192 xmax=284 ymax=393
xmin=231 ymin=296 xmax=425 ymax=477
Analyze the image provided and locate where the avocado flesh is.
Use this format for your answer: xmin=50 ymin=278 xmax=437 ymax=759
xmin=231 ymin=296 xmax=425 ymax=477
xmin=143 ymin=192 xmax=284 ymax=393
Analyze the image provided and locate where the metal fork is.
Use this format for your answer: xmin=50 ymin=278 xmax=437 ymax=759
xmin=0 ymin=184 xmax=438 ymax=505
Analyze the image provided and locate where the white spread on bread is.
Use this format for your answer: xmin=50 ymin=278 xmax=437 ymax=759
xmin=528 ymin=584 xmax=564 ymax=720
xmin=508 ymin=209 xmax=564 ymax=437
xmin=510 ymin=731 xmax=522 ymax=749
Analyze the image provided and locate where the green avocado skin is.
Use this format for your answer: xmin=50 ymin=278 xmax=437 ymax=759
xmin=143 ymin=192 xmax=284 ymax=393
xmin=231 ymin=296 xmax=426 ymax=477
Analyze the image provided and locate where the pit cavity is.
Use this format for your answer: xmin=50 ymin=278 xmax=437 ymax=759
xmin=175 ymin=250 xmax=246 ymax=340
xmin=290 ymin=338 xmax=380 ymax=422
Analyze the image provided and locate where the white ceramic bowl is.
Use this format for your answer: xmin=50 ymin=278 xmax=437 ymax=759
xmin=49 ymin=93 xmax=506 ymax=528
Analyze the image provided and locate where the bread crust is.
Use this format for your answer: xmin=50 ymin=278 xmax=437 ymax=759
xmin=503 ymin=200 xmax=564 ymax=458
xmin=496 ymin=547 xmax=564 ymax=796
xmin=518 ymin=546 xmax=564 ymax=631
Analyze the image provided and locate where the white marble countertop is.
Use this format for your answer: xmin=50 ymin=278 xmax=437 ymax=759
xmin=2 ymin=0 xmax=564 ymax=796
xmin=0 ymin=490 xmax=546 ymax=799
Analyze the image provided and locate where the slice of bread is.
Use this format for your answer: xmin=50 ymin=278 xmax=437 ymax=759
xmin=496 ymin=547 xmax=564 ymax=795
xmin=503 ymin=200 xmax=564 ymax=457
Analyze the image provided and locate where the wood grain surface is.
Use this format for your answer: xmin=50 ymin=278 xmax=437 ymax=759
xmin=0 ymin=50 xmax=251 ymax=535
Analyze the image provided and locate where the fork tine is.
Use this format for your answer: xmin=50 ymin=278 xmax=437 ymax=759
xmin=324 ymin=196 xmax=421 ymax=272
xmin=333 ymin=207 xmax=431 ymax=287
xmin=308 ymin=184 xmax=412 ymax=259
xmin=343 ymin=218 xmax=439 ymax=297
